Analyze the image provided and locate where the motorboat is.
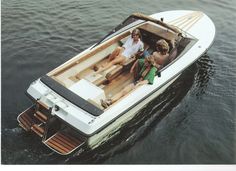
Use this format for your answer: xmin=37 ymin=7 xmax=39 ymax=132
xmin=17 ymin=10 xmax=215 ymax=155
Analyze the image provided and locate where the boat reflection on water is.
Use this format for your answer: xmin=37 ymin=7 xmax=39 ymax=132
xmin=60 ymin=54 xmax=214 ymax=164
xmin=194 ymin=54 xmax=215 ymax=97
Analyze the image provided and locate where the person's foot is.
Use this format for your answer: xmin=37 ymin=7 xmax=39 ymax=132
xmin=93 ymin=65 xmax=99 ymax=71
xmin=101 ymin=99 xmax=112 ymax=108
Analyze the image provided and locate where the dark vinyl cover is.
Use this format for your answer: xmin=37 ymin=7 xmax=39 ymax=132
xmin=40 ymin=75 xmax=104 ymax=116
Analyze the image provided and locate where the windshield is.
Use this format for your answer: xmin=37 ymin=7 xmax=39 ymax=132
xmin=92 ymin=13 xmax=181 ymax=49
xmin=92 ymin=15 xmax=145 ymax=48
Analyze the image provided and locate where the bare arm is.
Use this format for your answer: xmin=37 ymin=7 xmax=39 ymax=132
xmin=130 ymin=60 xmax=138 ymax=73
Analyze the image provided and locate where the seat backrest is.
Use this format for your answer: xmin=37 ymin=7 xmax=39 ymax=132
xmin=168 ymin=47 xmax=178 ymax=62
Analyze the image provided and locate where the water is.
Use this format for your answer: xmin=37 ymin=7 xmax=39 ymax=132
xmin=1 ymin=0 xmax=236 ymax=164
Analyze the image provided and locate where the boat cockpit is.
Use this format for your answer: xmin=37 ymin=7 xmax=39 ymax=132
xmin=43 ymin=14 xmax=195 ymax=113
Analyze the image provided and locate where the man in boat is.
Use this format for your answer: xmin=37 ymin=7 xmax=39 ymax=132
xmin=131 ymin=39 xmax=170 ymax=84
xmin=141 ymin=39 xmax=170 ymax=67
xmin=94 ymin=28 xmax=144 ymax=73
xmin=100 ymin=39 xmax=170 ymax=108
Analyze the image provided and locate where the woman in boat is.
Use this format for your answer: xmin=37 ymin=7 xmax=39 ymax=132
xmin=100 ymin=39 xmax=170 ymax=108
xmin=95 ymin=29 xmax=144 ymax=73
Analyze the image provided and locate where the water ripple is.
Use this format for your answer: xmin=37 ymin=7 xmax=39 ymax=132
xmin=2 ymin=0 xmax=236 ymax=164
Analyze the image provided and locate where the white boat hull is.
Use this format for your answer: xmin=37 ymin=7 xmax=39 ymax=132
xmin=87 ymin=74 xmax=180 ymax=149
xmin=17 ymin=10 xmax=215 ymax=155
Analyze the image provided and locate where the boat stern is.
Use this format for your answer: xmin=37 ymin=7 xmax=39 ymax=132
xmin=17 ymin=80 xmax=89 ymax=155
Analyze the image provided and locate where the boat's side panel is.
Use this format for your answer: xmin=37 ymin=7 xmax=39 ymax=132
xmin=87 ymin=75 xmax=180 ymax=148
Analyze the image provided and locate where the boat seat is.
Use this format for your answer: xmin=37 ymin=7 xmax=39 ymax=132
xmin=162 ymin=36 xmax=182 ymax=65
xmin=168 ymin=47 xmax=178 ymax=62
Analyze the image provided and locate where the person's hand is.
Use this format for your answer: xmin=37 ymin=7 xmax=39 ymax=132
xmin=130 ymin=54 xmax=135 ymax=59
xmin=130 ymin=60 xmax=138 ymax=73
xmin=130 ymin=68 xmax=134 ymax=73
xmin=136 ymin=51 xmax=143 ymax=58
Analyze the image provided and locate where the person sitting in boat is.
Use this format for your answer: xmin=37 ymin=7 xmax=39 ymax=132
xmin=94 ymin=28 xmax=144 ymax=73
xmin=141 ymin=39 xmax=170 ymax=67
xmin=100 ymin=39 xmax=170 ymax=108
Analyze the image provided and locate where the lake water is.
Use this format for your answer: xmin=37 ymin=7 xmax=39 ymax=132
xmin=1 ymin=0 xmax=236 ymax=164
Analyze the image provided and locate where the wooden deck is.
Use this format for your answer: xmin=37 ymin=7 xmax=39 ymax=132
xmin=103 ymin=70 xmax=134 ymax=97
xmin=44 ymin=131 xmax=84 ymax=155
xmin=18 ymin=107 xmax=35 ymax=131
xmin=34 ymin=110 xmax=48 ymax=123
xmin=18 ymin=103 xmax=85 ymax=155
xmin=31 ymin=124 xmax=45 ymax=137
xmin=18 ymin=101 xmax=49 ymax=136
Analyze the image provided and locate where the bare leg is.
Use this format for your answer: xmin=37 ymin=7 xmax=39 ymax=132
xmin=111 ymin=83 xmax=135 ymax=103
xmin=100 ymin=47 xmax=124 ymax=68
xmin=97 ymin=55 xmax=126 ymax=73
xmin=101 ymin=83 xmax=135 ymax=108
xmin=108 ymin=47 xmax=124 ymax=61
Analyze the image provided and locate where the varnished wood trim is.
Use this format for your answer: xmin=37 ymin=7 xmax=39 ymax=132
xmin=19 ymin=123 xmax=28 ymax=131
xmin=184 ymin=13 xmax=203 ymax=31
xmin=32 ymin=124 xmax=44 ymax=134
xmin=35 ymin=111 xmax=48 ymax=122
xmin=46 ymin=140 xmax=69 ymax=154
xmin=37 ymin=100 xmax=50 ymax=110
xmin=55 ymin=133 xmax=77 ymax=147
xmin=177 ymin=12 xmax=201 ymax=28
xmin=53 ymin=136 xmax=75 ymax=150
xmin=169 ymin=11 xmax=203 ymax=31
xmin=169 ymin=11 xmax=200 ymax=25
xmin=22 ymin=114 xmax=34 ymax=128
xmin=19 ymin=117 xmax=31 ymax=130
xmin=34 ymin=113 xmax=45 ymax=123
xmin=58 ymin=132 xmax=81 ymax=145
xmin=54 ymin=133 xmax=78 ymax=148
xmin=31 ymin=124 xmax=44 ymax=137
xmin=45 ymin=132 xmax=82 ymax=155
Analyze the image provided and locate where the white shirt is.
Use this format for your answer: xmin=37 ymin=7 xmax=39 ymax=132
xmin=122 ymin=36 xmax=144 ymax=58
